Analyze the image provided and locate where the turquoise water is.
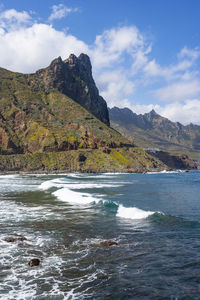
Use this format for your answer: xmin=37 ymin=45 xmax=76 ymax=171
xmin=0 ymin=171 xmax=200 ymax=299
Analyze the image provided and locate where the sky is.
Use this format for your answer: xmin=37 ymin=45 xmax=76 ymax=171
xmin=0 ymin=0 xmax=200 ymax=125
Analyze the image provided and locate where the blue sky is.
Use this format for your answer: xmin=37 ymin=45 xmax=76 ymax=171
xmin=0 ymin=0 xmax=200 ymax=124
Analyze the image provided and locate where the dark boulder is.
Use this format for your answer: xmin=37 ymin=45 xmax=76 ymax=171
xmin=99 ymin=240 xmax=118 ymax=247
xmin=28 ymin=258 xmax=40 ymax=267
xmin=4 ymin=234 xmax=27 ymax=243
xmin=5 ymin=237 xmax=16 ymax=243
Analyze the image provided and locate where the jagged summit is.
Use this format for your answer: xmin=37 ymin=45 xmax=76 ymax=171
xmin=149 ymin=109 xmax=157 ymax=115
xmin=145 ymin=109 xmax=160 ymax=120
xmin=64 ymin=53 xmax=92 ymax=72
xmin=32 ymin=53 xmax=110 ymax=126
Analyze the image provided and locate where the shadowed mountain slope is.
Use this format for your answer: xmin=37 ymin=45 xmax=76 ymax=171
xmin=109 ymin=107 xmax=200 ymax=159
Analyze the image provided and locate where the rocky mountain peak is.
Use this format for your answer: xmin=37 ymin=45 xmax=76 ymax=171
xmin=150 ymin=109 xmax=156 ymax=114
xmin=78 ymin=53 xmax=92 ymax=71
xmin=64 ymin=53 xmax=78 ymax=66
xmin=51 ymin=56 xmax=63 ymax=65
xmin=33 ymin=53 xmax=110 ymax=126
xmin=147 ymin=109 xmax=159 ymax=117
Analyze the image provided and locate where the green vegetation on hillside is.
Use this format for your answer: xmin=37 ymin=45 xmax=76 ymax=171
xmin=0 ymin=66 xmax=166 ymax=172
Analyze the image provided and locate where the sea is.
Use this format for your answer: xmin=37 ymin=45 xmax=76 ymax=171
xmin=0 ymin=170 xmax=200 ymax=300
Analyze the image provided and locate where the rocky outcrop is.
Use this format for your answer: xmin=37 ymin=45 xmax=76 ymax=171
xmin=99 ymin=241 xmax=118 ymax=247
xmin=4 ymin=234 xmax=27 ymax=243
xmin=0 ymin=56 xmax=169 ymax=173
xmin=31 ymin=53 xmax=110 ymax=126
xmin=149 ymin=151 xmax=198 ymax=170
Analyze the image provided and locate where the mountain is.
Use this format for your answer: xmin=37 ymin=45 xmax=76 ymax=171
xmin=29 ymin=53 xmax=110 ymax=126
xmin=109 ymin=107 xmax=200 ymax=159
xmin=0 ymin=54 xmax=166 ymax=173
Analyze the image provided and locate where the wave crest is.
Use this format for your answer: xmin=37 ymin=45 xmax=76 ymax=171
xmin=117 ymin=205 xmax=156 ymax=220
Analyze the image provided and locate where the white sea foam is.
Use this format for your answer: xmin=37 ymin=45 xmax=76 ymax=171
xmin=0 ymin=174 xmax=19 ymax=178
xmin=147 ymin=170 xmax=184 ymax=174
xmin=0 ymin=199 xmax=62 ymax=225
xmin=68 ymin=172 xmax=125 ymax=178
xmin=0 ymin=174 xmax=42 ymax=194
xmin=39 ymin=178 xmax=122 ymax=191
xmin=39 ymin=178 xmax=65 ymax=190
xmin=52 ymin=188 xmax=101 ymax=205
xmin=117 ymin=205 xmax=155 ymax=220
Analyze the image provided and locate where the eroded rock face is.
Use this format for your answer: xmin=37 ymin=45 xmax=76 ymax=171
xmin=34 ymin=54 xmax=110 ymax=126
xmin=150 ymin=151 xmax=198 ymax=170
xmin=0 ymin=128 xmax=9 ymax=149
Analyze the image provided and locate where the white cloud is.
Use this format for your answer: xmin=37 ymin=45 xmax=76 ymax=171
xmin=92 ymin=26 xmax=148 ymax=69
xmin=96 ymin=69 xmax=135 ymax=107
xmin=144 ymin=46 xmax=200 ymax=82
xmin=90 ymin=26 xmax=150 ymax=108
xmin=144 ymin=58 xmax=195 ymax=80
xmin=154 ymin=80 xmax=200 ymax=102
xmin=178 ymin=46 xmax=200 ymax=61
xmin=0 ymin=8 xmax=32 ymax=30
xmin=0 ymin=23 xmax=88 ymax=73
xmin=48 ymin=4 xmax=77 ymax=22
xmin=157 ymin=100 xmax=200 ymax=125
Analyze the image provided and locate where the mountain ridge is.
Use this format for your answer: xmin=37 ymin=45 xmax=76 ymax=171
xmin=109 ymin=106 xmax=200 ymax=159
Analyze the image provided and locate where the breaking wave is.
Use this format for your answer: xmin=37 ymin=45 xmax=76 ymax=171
xmin=52 ymin=188 xmax=101 ymax=205
xmin=116 ymin=205 xmax=156 ymax=220
xmin=39 ymin=176 xmax=160 ymax=220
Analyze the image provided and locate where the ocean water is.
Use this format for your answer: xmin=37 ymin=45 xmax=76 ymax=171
xmin=0 ymin=171 xmax=200 ymax=299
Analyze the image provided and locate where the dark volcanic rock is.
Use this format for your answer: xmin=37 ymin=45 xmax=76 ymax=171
xmin=4 ymin=234 xmax=27 ymax=243
xmin=34 ymin=53 xmax=110 ymax=126
xmin=100 ymin=240 xmax=118 ymax=247
xmin=5 ymin=237 xmax=16 ymax=243
xmin=28 ymin=258 xmax=40 ymax=267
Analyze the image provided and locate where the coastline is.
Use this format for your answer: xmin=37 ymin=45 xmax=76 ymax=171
xmin=0 ymin=148 xmax=197 ymax=175
xmin=0 ymin=148 xmax=167 ymax=174
xmin=0 ymin=168 xmax=194 ymax=176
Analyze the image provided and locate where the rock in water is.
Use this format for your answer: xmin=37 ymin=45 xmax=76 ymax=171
xmin=4 ymin=234 xmax=27 ymax=243
xmin=28 ymin=258 xmax=40 ymax=267
xmin=100 ymin=241 xmax=118 ymax=247
xmin=4 ymin=237 xmax=16 ymax=243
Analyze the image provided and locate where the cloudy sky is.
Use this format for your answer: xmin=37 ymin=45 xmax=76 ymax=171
xmin=0 ymin=0 xmax=200 ymax=125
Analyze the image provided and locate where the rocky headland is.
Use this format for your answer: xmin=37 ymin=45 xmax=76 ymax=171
xmin=0 ymin=53 xmax=197 ymax=173
xmin=0 ymin=53 xmax=168 ymax=173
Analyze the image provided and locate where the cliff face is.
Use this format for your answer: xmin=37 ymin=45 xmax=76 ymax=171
xmin=149 ymin=151 xmax=198 ymax=170
xmin=109 ymin=107 xmax=200 ymax=159
xmin=0 ymin=57 xmax=167 ymax=173
xmin=29 ymin=53 xmax=110 ymax=126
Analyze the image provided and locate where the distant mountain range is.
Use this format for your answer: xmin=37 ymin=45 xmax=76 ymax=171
xmin=109 ymin=107 xmax=200 ymax=159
